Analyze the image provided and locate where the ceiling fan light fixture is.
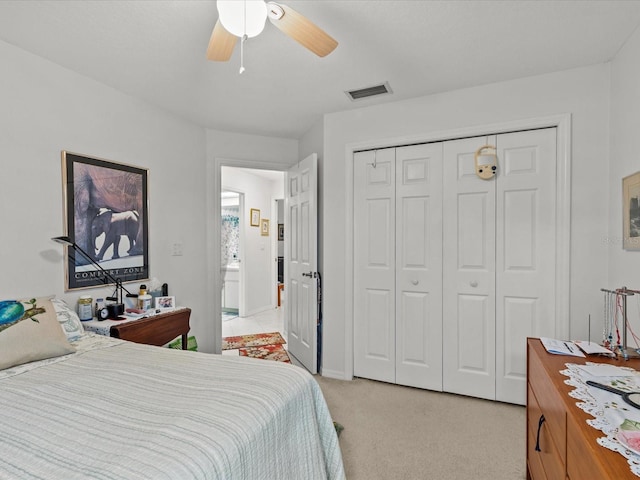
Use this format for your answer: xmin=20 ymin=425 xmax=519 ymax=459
xmin=217 ymin=0 xmax=267 ymax=38
xmin=266 ymin=2 xmax=284 ymax=21
xmin=207 ymin=0 xmax=338 ymax=64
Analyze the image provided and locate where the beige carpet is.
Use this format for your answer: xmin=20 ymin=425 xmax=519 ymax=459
xmin=315 ymin=376 xmax=526 ymax=480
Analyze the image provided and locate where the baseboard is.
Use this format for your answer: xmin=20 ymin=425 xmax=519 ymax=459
xmin=319 ymin=368 xmax=351 ymax=380
xmin=243 ymin=305 xmax=273 ymax=317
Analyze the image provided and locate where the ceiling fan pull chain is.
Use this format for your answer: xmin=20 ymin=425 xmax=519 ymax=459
xmin=239 ymin=0 xmax=247 ymax=74
xmin=239 ymin=34 xmax=247 ymax=74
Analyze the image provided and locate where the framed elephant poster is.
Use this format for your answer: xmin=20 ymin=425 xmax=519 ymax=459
xmin=61 ymin=151 xmax=149 ymax=290
xmin=623 ymin=171 xmax=640 ymax=250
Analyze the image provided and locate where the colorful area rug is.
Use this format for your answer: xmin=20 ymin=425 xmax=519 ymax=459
xmin=222 ymin=331 xmax=286 ymax=350
xmin=238 ymin=344 xmax=291 ymax=363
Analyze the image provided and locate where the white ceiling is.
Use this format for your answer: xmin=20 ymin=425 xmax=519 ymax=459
xmin=0 ymin=0 xmax=639 ymax=139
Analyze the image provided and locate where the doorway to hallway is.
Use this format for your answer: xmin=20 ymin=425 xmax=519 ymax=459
xmin=220 ymin=166 xmax=286 ymax=350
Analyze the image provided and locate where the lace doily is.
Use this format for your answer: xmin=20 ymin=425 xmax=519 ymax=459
xmin=562 ymin=362 xmax=640 ymax=477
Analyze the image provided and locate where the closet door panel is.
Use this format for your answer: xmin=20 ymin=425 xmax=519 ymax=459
xmin=398 ymin=291 xmax=430 ymax=362
xmin=401 ymin=196 xmax=429 ymax=266
xmin=363 ymin=288 xmax=394 ymax=359
xmin=503 ymin=189 xmax=536 ymax=269
xmin=443 ymin=136 xmax=496 ymax=401
xmin=496 ymin=128 xmax=557 ymax=404
xmin=395 ymin=144 xmax=443 ymax=390
xmin=354 ymin=149 xmax=396 ymax=383
xmin=458 ymin=192 xmax=491 ymax=269
xmin=457 ymin=294 xmax=490 ymax=371
xmin=503 ymin=296 xmax=537 ymax=390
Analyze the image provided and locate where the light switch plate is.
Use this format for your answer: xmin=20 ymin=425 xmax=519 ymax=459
xmin=172 ymin=242 xmax=183 ymax=256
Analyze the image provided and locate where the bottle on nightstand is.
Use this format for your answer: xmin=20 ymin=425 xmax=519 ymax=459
xmin=78 ymin=295 xmax=93 ymax=321
xmin=138 ymin=284 xmax=151 ymax=310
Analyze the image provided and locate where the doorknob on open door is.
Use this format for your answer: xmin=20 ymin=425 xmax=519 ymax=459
xmin=302 ymin=271 xmax=315 ymax=278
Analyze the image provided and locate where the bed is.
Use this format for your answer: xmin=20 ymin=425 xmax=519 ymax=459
xmin=0 ymin=297 xmax=345 ymax=479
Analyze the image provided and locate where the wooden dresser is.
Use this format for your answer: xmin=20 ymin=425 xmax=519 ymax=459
xmin=110 ymin=308 xmax=191 ymax=349
xmin=527 ymin=337 xmax=640 ymax=479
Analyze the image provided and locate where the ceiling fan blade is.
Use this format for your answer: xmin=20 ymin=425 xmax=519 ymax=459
xmin=206 ymin=20 xmax=237 ymax=61
xmin=267 ymin=2 xmax=338 ymax=57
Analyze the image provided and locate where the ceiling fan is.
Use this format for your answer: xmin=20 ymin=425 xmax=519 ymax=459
xmin=206 ymin=0 xmax=338 ymax=68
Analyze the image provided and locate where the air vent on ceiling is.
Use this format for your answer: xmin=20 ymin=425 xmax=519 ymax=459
xmin=345 ymin=82 xmax=393 ymax=101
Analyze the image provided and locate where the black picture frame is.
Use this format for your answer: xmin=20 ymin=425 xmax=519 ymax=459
xmin=61 ymin=151 xmax=149 ymax=290
xmin=623 ymin=171 xmax=640 ymax=250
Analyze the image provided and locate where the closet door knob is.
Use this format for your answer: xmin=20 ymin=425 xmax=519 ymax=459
xmin=411 ymin=280 xmax=419 ymax=285
xmin=470 ymin=281 xmax=478 ymax=288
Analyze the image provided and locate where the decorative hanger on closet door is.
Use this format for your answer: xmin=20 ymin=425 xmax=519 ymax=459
xmin=474 ymin=136 xmax=498 ymax=180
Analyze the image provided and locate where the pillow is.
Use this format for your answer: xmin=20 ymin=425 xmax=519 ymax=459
xmin=51 ymin=297 xmax=85 ymax=341
xmin=0 ymin=297 xmax=76 ymax=370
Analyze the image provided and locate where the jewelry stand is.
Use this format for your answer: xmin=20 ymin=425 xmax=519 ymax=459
xmin=603 ymin=286 xmax=640 ymax=360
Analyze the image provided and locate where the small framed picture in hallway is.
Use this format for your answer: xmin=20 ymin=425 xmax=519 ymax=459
xmin=261 ymin=219 xmax=270 ymax=236
xmin=250 ymin=208 xmax=260 ymax=226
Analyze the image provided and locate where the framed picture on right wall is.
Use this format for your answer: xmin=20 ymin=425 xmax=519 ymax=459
xmin=261 ymin=218 xmax=270 ymax=236
xmin=623 ymin=171 xmax=640 ymax=250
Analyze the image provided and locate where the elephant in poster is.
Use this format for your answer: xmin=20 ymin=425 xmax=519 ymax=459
xmin=91 ymin=208 xmax=140 ymax=261
xmin=72 ymin=160 xmax=144 ymax=264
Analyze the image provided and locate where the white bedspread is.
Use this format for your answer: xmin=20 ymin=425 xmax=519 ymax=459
xmin=0 ymin=335 xmax=345 ymax=479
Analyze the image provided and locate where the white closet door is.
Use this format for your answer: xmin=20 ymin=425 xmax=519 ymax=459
xmin=395 ymin=144 xmax=443 ymax=390
xmin=442 ymin=136 xmax=497 ymax=401
xmin=495 ymin=128 xmax=557 ymax=404
xmin=354 ymin=128 xmax=558 ymax=404
xmin=354 ymin=148 xmax=396 ymax=383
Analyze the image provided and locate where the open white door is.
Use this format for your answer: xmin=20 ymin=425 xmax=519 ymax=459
xmin=285 ymin=154 xmax=318 ymax=373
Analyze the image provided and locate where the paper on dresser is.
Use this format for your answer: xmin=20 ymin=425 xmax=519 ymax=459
xmin=574 ymin=340 xmax=616 ymax=356
xmin=540 ymin=337 xmax=585 ymax=357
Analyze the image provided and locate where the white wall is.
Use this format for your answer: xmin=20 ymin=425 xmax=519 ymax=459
xmin=320 ymin=65 xmax=611 ymax=378
xmin=0 ymin=39 xmax=304 ymax=355
xmin=207 ymin=130 xmax=298 ymax=164
xmin=609 ymin=26 xmax=640 ymax=289
xmin=0 ymin=40 xmax=210 ymax=347
xmin=1 ymin=31 xmax=625 ymax=375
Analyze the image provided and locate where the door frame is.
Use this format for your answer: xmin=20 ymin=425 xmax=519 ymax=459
xmin=207 ymin=157 xmax=288 ymax=354
xmin=343 ymin=114 xmax=572 ymax=380
xmin=220 ymin=188 xmax=245 ymax=316
xmin=272 ymin=198 xmax=285 ymax=317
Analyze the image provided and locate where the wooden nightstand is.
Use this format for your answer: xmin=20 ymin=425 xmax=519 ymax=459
xmin=84 ymin=308 xmax=191 ymax=349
